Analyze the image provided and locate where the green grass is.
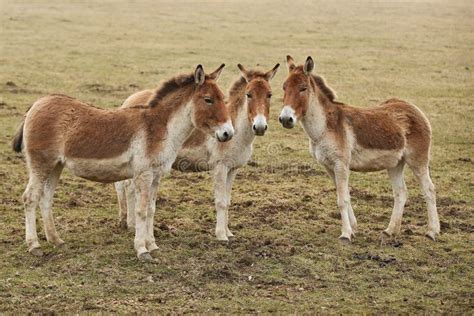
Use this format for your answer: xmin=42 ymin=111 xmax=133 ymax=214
xmin=0 ymin=0 xmax=473 ymax=313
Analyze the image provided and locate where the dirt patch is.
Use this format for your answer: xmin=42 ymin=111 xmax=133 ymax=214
xmin=1 ymin=81 xmax=41 ymax=94
xmin=352 ymin=252 xmax=397 ymax=267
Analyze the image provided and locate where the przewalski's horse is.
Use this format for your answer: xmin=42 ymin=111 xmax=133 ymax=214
xmin=115 ymin=63 xmax=280 ymax=241
xmin=13 ymin=64 xmax=234 ymax=261
xmin=279 ymin=55 xmax=440 ymax=242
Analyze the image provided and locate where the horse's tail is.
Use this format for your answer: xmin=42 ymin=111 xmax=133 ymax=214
xmin=12 ymin=121 xmax=24 ymax=153
xmin=12 ymin=103 xmax=34 ymax=153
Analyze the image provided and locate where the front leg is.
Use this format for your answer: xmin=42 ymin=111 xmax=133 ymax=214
xmin=333 ymin=162 xmax=354 ymax=242
xmin=146 ymin=175 xmax=160 ymax=257
xmin=324 ymin=165 xmax=357 ymax=234
xmin=214 ymin=163 xmax=229 ymax=241
xmin=224 ymin=168 xmax=238 ymax=238
xmin=133 ymin=172 xmax=154 ymax=261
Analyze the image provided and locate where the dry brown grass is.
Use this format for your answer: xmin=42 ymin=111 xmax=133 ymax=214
xmin=0 ymin=0 xmax=472 ymax=313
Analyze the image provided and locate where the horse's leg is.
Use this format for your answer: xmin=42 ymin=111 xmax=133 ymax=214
xmin=214 ymin=164 xmax=229 ymax=241
xmin=133 ymin=172 xmax=154 ymax=261
xmin=125 ymin=180 xmax=137 ymax=229
xmin=384 ymin=161 xmax=407 ymax=237
xmin=333 ymin=162 xmax=354 ymax=242
xmin=224 ymin=168 xmax=237 ymax=238
xmin=115 ymin=181 xmax=128 ymax=229
xmin=39 ymin=163 xmax=65 ymax=247
xmin=408 ymin=164 xmax=440 ymax=240
xmin=147 ymin=175 xmax=160 ymax=258
xmin=23 ymin=172 xmax=46 ymax=256
xmin=325 ymin=165 xmax=357 ymax=235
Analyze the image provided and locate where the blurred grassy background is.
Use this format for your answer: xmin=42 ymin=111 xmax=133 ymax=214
xmin=0 ymin=0 xmax=472 ymax=313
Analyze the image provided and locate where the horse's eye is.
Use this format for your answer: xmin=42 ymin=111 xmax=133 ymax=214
xmin=300 ymin=87 xmax=308 ymax=92
xmin=267 ymin=93 xmax=272 ymax=99
xmin=204 ymin=97 xmax=213 ymax=104
xmin=246 ymin=93 xmax=252 ymax=99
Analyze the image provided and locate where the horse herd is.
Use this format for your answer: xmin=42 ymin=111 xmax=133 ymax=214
xmin=12 ymin=55 xmax=440 ymax=261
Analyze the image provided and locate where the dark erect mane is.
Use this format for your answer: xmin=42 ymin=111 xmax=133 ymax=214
xmin=147 ymin=73 xmax=196 ymax=108
xmin=228 ymin=70 xmax=267 ymax=98
xmin=311 ymin=75 xmax=337 ymax=102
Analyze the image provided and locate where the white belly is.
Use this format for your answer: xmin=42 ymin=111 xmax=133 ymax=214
xmin=350 ymin=146 xmax=403 ymax=172
xmin=65 ymin=154 xmax=133 ymax=183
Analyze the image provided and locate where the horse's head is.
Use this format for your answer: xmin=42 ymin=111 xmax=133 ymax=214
xmin=279 ymin=55 xmax=315 ymax=129
xmin=237 ymin=63 xmax=280 ymax=136
xmin=192 ymin=64 xmax=234 ymax=142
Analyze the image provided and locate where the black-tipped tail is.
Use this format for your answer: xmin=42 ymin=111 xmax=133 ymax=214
xmin=12 ymin=121 xmax=24 ymax=152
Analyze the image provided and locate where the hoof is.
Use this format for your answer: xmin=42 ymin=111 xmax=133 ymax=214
xmin=380 ymin=231 xmax=394 ymax=246
xmin=53 ymin=239 xmax=65 ymax=248
xmin=425 ymin=231 xmax=438 ymax=241
xmin=216 ymin=232 xmax=229 ymax=242
xmin=119 ymin=220 xmax=128 ymax=230
xmin=149 ymin=248 xmax=160 ymax=258
xmin=338 ymin=236 xmax=352 ymax=245
xmin=138 ymin=252 xmax=154 ymax=262
xmin=29 ymin=247 xmax=44 ymax=257
xmin=226 ymin=231 xmax=235 ymax=238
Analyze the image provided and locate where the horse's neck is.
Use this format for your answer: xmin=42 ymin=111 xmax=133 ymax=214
xmin=301 ymin=95 xmax=328 ymax=143
xmin=234 ymin=101 xmax=255 ymax=145
xmin=161 ymin=101 xmax=194 ymax=156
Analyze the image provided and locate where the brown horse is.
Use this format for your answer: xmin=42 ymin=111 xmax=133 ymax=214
xmin=279 ymin=55 xmax=440 ymax=242
xmin=13 ymin=64 xmax=234 ymax=261
xmin=115 ymin=64 xmax=280 ymax=241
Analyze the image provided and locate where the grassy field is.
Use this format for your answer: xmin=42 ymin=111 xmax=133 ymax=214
xmin=0 ymin=0 xmax=473 ymax=313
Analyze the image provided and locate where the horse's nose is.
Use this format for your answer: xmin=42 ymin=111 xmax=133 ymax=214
xmin=252 ymin=114 xmax=268 ymax=136
xmin=252 ymin=123 xmax=267 ymax=136
xmin=279 ymin=116 xmax=295 ymax=129
xmin=279 ymin=106 xmax=296 ymax=129
xmin=216 ymin=122 xmax=234 ymax=142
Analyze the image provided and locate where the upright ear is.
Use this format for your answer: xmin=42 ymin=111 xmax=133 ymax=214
xmin=208 ymin=63 xmax=225 ymax=82
xmin=264 ymin=63 xmax=280 ymax=81
xmin=303 ymin=56 xmax=314 ymax=75
xmin=194 ymin=64 xmax=206 ymax=86
xmin=237 ymin=64 xmax=250 ymax=82
xmin=286 ymin=55 xmax=296 ymax=71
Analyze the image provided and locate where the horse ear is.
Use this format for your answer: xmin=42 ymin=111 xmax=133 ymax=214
xmin=208 ymin=63 xmax=225 ymax=82
xmin=286 ymin=55 xmax=296 ymax=71
xmin=194 ymin=64 xmax=205 ymax=85
xmin=237 ymin=64 xmax=250 ymax=82
xmin=265 ymin=63 xmax=280 ymax=81
xmin=303 ymin=56 xmax=314 ymax=75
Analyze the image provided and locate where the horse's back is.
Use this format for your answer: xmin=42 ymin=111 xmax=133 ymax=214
xmin=379 ymin=98 xmax=432 ymax=164
xmin=122 ymin=90 xmax=154 ymax=108
xmin=25 ymin=94 xmax=140 ymax=161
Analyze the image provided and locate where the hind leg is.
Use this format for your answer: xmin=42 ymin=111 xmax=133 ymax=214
xmin=384 ymin=161 xmax=408 ymax=237
xmin=409 ymin=164 xmax=440 ymax=240
xmin=23 ymin=173 xmax=46 ymax=256
xmin=39 ymin=164 xmax=64 ymax=247
xmin=125 ymin=180 xmax=137 ymax=229
xmin=115 ymin=181 xmax=128 ymax=229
